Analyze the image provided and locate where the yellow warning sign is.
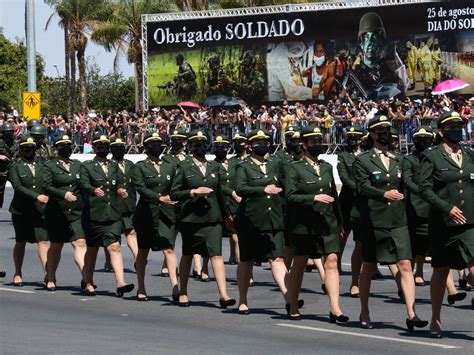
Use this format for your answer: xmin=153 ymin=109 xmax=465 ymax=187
xmin=22 ymin=92 xmax=41 ymax=120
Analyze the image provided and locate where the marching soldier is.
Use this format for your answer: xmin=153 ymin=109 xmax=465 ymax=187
xmin=170 ymin=129 xmax=235 ymax=308
xmin=419 ymin=111 xmax=474 ymax=337
xmin=0 ymin=122 xmax=17 ymax=207
xmin=9 ymin=135 xmax=49 ymax=286
xmin=285 ymin=125 xmax=347 ymax=323
xmin=80 ymin=134 xmax=134 ymax=297
xmin=354 ymin=115 xmax=427 ymax=331
xmin=133 ymin=132 xmax=179 ymax=302
xmin=337 ymin=125 xmax=364 ymax=297
xmin=29 ymin=124 xmax=54 ymax=162
xmin=43 ymin=134 xmax=86 ymax=291
xmin=110 ymin=137 xmax=138 ymax=260
xmin=234 ymin=129 xmax=296 ymax=315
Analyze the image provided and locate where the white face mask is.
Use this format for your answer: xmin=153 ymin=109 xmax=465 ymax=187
xmin=313 ymin=55 xmax=325 ymax=67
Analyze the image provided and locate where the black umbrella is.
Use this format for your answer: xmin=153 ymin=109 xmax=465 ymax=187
xmin=369 ymin=82 xmax=404 ymax=101
xmin=202 ymin=95 xmax=228 ymax=107
xmin=222 ymin=96 xmax=245 ymax=107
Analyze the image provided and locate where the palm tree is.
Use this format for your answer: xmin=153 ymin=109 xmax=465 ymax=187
xmin=45 ymin=0 xmax=110 ymax=112
xmin=92 ymin=0 xmax=175 ymax=113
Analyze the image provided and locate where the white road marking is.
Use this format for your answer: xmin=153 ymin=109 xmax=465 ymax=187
xmin=276 ymin=323 xmax=461 ymax=350
xmin=0 ymin=287 xmax=35 ymax=294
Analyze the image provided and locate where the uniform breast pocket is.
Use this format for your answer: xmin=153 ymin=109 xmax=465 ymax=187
xmin=19 ymin=173 xmax=29 ymax=182
xmin=92 ymin=178 xmax=104 ymax=187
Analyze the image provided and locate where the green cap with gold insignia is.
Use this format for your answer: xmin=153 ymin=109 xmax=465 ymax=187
xmin=232 ymin=132 xmax=248 ymax=141
xmin=301 ymin=125 xmax=323 ymax=138
xmin=143 ymin=131 xmax=162 ymax=144
xmin=437 ymin=111 xmax=463 ymax=128
xmin=346 ymin=124 xmax=364 ymax=136
xmin=19 ymin=134 xmax=36 ymax=146
xmin=110 ymin=137 xmax=126 ymax=145
xmin=92 ymin=133 xmax=110 ymax=145
xmin=170 ymin=128 xmax=188 ymax=140
xmin=213 ymin=135 xmax=230 ymax=144
xmin=390 ymin=128 xmax=399 ymax=139
xmin=284 ymin=126 xmax=300 ymax=137
xmin=413 ymin=125 xmax=434 ymax=138
xmin=187 ymin=129 xmax=208 ymax=142
xmin=248 ymin=129 xmax=271 ymax=142
xmin=368 ymin=115 xmax=391 ymax=130
xmin=54 ymin=134 xmax=72 ymax=145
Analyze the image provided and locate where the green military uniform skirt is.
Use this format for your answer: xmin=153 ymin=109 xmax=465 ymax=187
xmin=46 ymin=214 xmax=85 ymax=243
xmin=84 ymin=220 xmax=122 ymax=248
xmin=121 ymin=212 xmax=134 ymax=232
xmin=408 ymin=217 xmax=430 ymax=257
xmin=134 ymin=212 xmax=176 ymax=251
xmin=12 ymin=214 xmax=48 ymax=244
xmin=180 ymin=222 xmax=222 ymax=257
xmin=236 ymin=224 xmax=285 ymax=262
xmin=363 ymin=225 xmax=412 ymax=264
xmin=291 ymin=233 xmax=340 ymax=259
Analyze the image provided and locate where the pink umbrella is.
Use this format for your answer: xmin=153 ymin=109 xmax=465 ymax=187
xmin=432 ymin=79 xmax=470 ymax=95
xmin=177 ymin=101 xmax=201 ymax=109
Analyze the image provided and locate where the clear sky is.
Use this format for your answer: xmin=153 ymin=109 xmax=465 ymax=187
xmin=0 ymin=0 xmax=134 ymax=78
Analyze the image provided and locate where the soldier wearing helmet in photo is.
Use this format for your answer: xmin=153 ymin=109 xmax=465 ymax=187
xmin=343 ymin=12 xmax=401 ymax=99
xmin=207 ymin=54 xmax=235 ymax=97
xmin=174 ymin=53 xmax=197 ymax=101
xmin=236 ymin=50 xmax=265 ymax=101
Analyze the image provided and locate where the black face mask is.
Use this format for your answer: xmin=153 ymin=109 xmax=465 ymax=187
xmin=2 ymin=131 xmax=14 ymax=142
xmin=193 ymin=144 xmax=208 ymax=157
xmin=443 ymin=128 xmax=463 ymax=144
xmin=234 ymin=144 xmax=246 ymax=154
xmin=288 ymin=142 xmax=302 ymax=154
xmin=57 ymin=145 xmax=72 ymax=159
xmin=413 ymin=141 xmax=431 ymax=152
xmin=214 ymin=148 xmax=228 ymax=161
xmin=374 ymin=131 xmax=391 ymax=146
xmin=347 ymin=138 xmax=361 ymax=148
xmin=95 ymin=146 xmax=109 ymax=158
xmin=307 ymin=145 xmax=323 ymax=157
xmin=171 ymin=140 xmax=184 ymax=152
xmin=31 ymin=135 xmax=43 ymax=147
xmin=111 ymin=146 xmax=126 ymax=161
xmin=252 ymin=144 xmax=269 ymax=156
xmin=21 ymin=147 xmax=36 ymax=161
xmin=148 ymin=145 xmax=164 ymax=157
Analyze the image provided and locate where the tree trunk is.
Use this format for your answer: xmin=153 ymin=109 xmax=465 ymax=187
xmin=70 ymin=42 xmax=76 ymax=114
xmin=77 ymin=45 xmax=87 ymax=112
xmin=64 ymin=24 xmax=71 ymax=119
xmin=135 ymin=59 xmax=143 ymax=114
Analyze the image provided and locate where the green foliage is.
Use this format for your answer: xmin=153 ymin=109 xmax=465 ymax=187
xmin=0 ymin=34 xmax=45 ymax=112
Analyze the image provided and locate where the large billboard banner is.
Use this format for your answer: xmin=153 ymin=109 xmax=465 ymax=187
xmin=143 ymin=0 xmax=474 ymax=107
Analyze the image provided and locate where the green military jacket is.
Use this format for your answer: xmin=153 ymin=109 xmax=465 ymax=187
xmin=402 ymin=153 xmax=430 ymax=219
xmin=286 ymin=159 xmax=342 ymax=235
xmin=8 ymin=158 xmax=46 ymax=217
xmin=234 ymin=156 xmax=284 ymax=231
xmin=80 ymin=158 xmax=123 ymax=223
xmin=112 ymin=158 xmax=136 ymax=214
xmin=170 ymin=158 xmax=229 ymax=224
xmin=161 ymin=152 xmax=189 ymax=165
xmin=224 ymin=155 xmax=247 ymax=215
xmin=43 ymin=158 xmax=84 ymax=222
xmin=337 ymin=150 xmax=360 ymax=223
xmin=132 ymin=158 xmax=176 ymax=226
xmin=354 ymin=148 xmax=407 ymax=229
xmin=419 ymin=144 xmax=474 ymax=227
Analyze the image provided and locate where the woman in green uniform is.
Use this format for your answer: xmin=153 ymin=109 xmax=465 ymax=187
xmin=419 ymin=111 xmax=474 ymax=338
xmin=170 ymin=129 xmax=235 ymax=308
xmin=43 ymin=134 xmax=86 ymax=291
xmin=110 ymin=137 xmax=138 ymax=260
xmin=80 ymin=134 xmax=134 ymax=297
xmin=133 ymin=132 xmax=179 ymax=301
xmin=337 ymin=125 xmax=364 ymax=297
xmin=354 ymin=115 xmax=427 ymax=331
xmin=9 ymin=135 xmax=49 ymax=286
xmin=286 ymin=125 xmax=348 ymax=322
xmin=234 ymin=129 xmax=295 ymax=315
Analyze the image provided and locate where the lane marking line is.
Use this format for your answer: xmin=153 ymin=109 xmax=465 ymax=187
xmin=276 ymin=323 xmax=461 ymax=350
xmin=0 ymin=287 xmax=36 ymax=294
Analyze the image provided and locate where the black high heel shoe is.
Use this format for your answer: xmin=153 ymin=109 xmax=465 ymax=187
xmin=238 ymin=308 xmax=250 ymax=315
xmin=359 ymin=316 xmax=374 ymax=329
xmin=329 ymin=312 xmax=349 ymax=323
xmin=192 ymin=270 xmax=199 ymax=279
xmin=285 ymin=299 xmax=304 ymax=314
xmin=136 ymin=293 xmax=149 ymax=302
xmin=458 ymin=279 xmax=467 ymax=289
xmin=116 ymin=284 xmax=134 ymax=297
xmin=219 ymin=298 xmax=236 ymax=309
xmin=289 ymin=314 xmax=301 ymax=321
xmin=447 ymin=292 xmax=466 ymax=305
xmin=85 ymin=288 xmax=96 ymax=297
xmin=430 ymin=330 xmax=443 ymax=339
xmin=80 ymin=280 xmax=97 ymax=290
xmin=406 ymin=318 xmax=429 ymax=332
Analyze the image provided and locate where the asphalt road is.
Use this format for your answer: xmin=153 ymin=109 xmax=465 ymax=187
xmin=0 ymin=187 xmax=472 ymax=354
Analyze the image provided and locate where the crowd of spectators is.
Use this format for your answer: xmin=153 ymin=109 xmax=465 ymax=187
xmin=1 ymin=94 xmax=473 ymax=153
